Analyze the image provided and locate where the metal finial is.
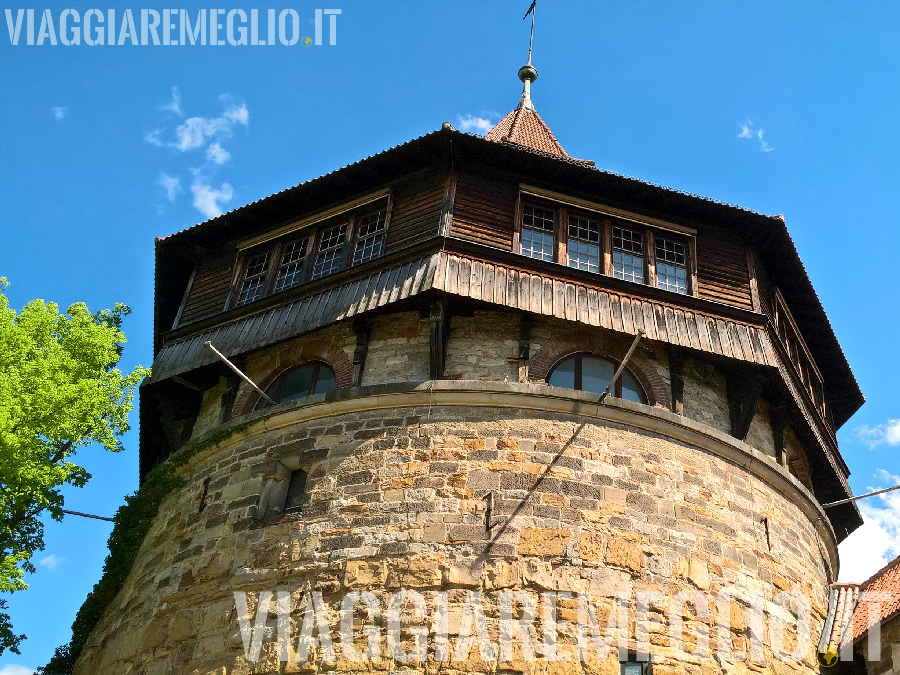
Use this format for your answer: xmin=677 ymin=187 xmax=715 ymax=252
xmin=518 ymin=1 xmax=538 ymax=111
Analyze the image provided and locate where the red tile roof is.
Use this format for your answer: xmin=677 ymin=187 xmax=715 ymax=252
xmin=823 ymin=555 xmax=900 ymax=651
xmin=851 ymin=555 xmax=900 ymax=642
xmin=485 ymin=107 xmax=569 ymax=158
xmin=827 ymin=583 xmax=860 ymax=649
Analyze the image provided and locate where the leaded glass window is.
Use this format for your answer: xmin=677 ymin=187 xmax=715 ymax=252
xmin=313 ymin=224 xmax=347 ymax=279
xmin=655 ymin=237 xmax=687 ymax=294
xmin=612 ymin=226 xmax=644 ymax=283
xmin=567 ymin=214 xmax=601 ymax=272
xmin=521 ymin=204 xmax=555 ymax=262
xmin=353 ymin=210 xmax=386 ymax=266
xmin=237 ymin=252 xmax=271 ymax=306
xmin=274 ymin=239 xmax=308 ymax=293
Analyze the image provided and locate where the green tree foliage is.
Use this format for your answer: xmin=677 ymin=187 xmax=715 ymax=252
xmin=0 ymin=279 xmax=148 ymax=655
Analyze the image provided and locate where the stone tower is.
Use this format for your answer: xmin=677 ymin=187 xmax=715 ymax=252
xmin=71 ymin=65 xmax=863 ymax=675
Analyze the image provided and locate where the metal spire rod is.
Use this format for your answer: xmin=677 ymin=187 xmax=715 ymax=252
xmin=599 ymin=330 xmax=646 ymax=404
xmin=204 ymin=341 xmax=276 ymax=405
xmin=524 ymin=0 xmax=536 ymax=65
xmin=821 ymin=483 xmax=900 ymax=509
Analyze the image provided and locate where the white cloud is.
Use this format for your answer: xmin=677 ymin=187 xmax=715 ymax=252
xmin=737 ymin=119 xmax=775 ymax=152
xmin=191 ymin=179 xmax=233 ymax=219
xmin=0 ymin=665 xmax=36 ymax=675
xmin=838 ymin=469 xmax=900 ymax=582
xmin=146 ymin=92 xmax=249 ymax=154
xmin=146 ymin=90 xmax=248 ymax=216
xmin=144 ymin=129 xmax=164 ymax=147
xmin=172 ymin=104 xmax=248 ymax=152
xmin=160 ymin=86 xmax=183 ymax=117
xmin=157 ymin=172 xmax=181 ymax=202
xmin=457 ymin=114 xmax=496 ymax=135
xmin=857 ymin=419 xmax=900 ymax=448
xmin=38 ymin=553 xmax=62 ymax=570
xmin=206 ymin=142 xmax=230 ymax=165
xmin=51 ymin=106 xmax=67 ymax=121
xmin=224 ymin=102 xmax=249 ymax=126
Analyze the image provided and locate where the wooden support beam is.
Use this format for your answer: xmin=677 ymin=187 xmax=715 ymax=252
xmin=439 ymin=172 xmax=457 ymax=238
xmin=669 ymin=346 xmax=688 ymax=415
xmin=429 ymin=297 xmax=450 ymax=380
xmin=770 ymin=405 xmax=789 ymax=467
xmin=518 ymin=313 xmax=533 ymax=382
xmin=726 ymin=370 xmax=767 ymax=441
xmin=351 ymin=315 xmax=373 ymax=387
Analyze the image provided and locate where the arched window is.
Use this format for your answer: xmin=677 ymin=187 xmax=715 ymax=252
xmin=255 ymin=362 xmax=336 ymax=410
xmin=548 ymin=353 xmax=647 ymax=404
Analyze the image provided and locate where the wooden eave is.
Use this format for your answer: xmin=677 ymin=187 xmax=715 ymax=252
xmin=151 ymin=126 xmax=863 ymax=429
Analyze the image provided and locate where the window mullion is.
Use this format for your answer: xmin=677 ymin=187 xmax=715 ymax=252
xmin=645 ymin=230 xmax=657 ymax=288
xmin=346 ymin=215 xmax=360 ymax=266
xmin=603 ymin=219 xmax=613 ymax=276
xmin=556 ymin=206 xmax=568 ymax=265
xmin=262 ymin=242 xmax=282 ymax=297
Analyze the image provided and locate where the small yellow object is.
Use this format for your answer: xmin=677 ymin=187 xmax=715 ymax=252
xmin=302 ymin=36 xmax=313 ymax=47
xmin=817 ymin=646 xmax=839 ymax=668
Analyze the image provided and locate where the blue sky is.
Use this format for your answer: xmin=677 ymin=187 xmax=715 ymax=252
xmin=2 ymin=1 xmax=900 ymax=671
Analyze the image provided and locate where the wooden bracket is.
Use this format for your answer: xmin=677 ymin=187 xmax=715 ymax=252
xmin=429 ymin=297 xmax=450 ymax=379
xmin=351 ymin=315 xmax=373 ymax=388
xmin=668 ymin=346 xmax=688 ymax=415
xmin=726 ymin=370 xmax=767 ymax=441
xmin=518 ymin=313 xmax=533 ymax=381
xmin=439 ymin=172 xmax=457 ymax=238
xmin=429 ymin=299 xmax=450 ymax=379
xmin=770 ymin=405 xmax=789 ymax=467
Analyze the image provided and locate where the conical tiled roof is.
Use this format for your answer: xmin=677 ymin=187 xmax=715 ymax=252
xmin=485 ymin=107 xmax=569 ymax=158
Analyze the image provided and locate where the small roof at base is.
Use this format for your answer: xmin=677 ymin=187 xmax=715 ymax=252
xmin=486 ymin=106 xmax=569 ymax=158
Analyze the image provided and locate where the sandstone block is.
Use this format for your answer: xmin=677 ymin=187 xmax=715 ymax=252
xmin=579 ymin=531 xmax=606 ymax=562
xmin=517 ymin=528 xmax=570 ymax=556
xmin=344 ymin=560 xmax=386 ymax=589
xmin=604 ymin=538 xmax=643 ymax=572
xmin=689 ymin=558 xmax=710 ymax=590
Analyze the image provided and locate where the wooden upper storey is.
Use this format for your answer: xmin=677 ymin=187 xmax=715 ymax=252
xmin=154 ymin=128 xmax=862 ymax=431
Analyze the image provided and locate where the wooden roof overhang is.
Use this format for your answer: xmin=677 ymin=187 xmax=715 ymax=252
xmin=153 ymin=126 xmax=862 ymax=430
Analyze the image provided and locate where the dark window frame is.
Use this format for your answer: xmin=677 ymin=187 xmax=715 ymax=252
xmin=254 ymin=361 xmax=337 ymax=410
xmin=619 ymin=656 xmax=652 ymax=675
xmin=228 ymin=198 xmax=391 ymax=309
xmin=283 ymin=468 xmax=308 ymax=514
xmin=547 ymin=352 xmax=647 ymax=404
xmin=515 ymin=195 xmax=695 ymax=296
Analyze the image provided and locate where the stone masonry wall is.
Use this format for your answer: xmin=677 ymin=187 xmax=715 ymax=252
xmin=857 ymin=614 xmax=900 ymax=674
xmin=206 ymin=310 xmax=778 ymax=460
xmin=76 ymin=396 xmax=832 ymax=675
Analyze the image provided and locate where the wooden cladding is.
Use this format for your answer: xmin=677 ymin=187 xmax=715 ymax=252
xmin=174 ymin=173 xmax=446 ymax=330
xmin=433 ymin=253 xmax=775 ymax=367
xmin=177 ymin=254 xmax=234 ymax=327
xmin=153 ymin=250 xmax=776 ymax=386
xmin=695 ymin=237 xmax=753 ymax=309
xmin=450 ymin=171 xmax=517 ymax=250
xmin=385 ymin=171 xmax=445 ymax=252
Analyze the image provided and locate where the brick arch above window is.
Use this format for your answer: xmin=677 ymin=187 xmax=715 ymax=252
xmin=529 ymin=334 xmax=669 ymax=409
xmin=233 ymin=340 xmax=352 ymax=416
